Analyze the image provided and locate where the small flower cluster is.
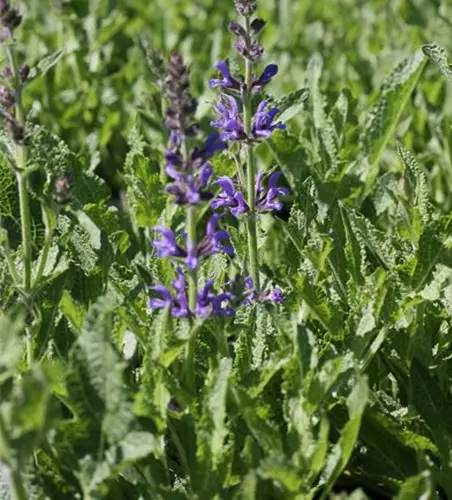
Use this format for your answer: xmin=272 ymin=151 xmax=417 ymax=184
xmin=0 ymin=1 xmax=28 ymax=144
xmin=0 ymin=0 xmax=21 ymax=41
xmin=211 ymin=95 xmax=285 ymax=142
xmin=149 ymin=53 xmax=235 ymax=318
xmin=150 ymin=269 xmax=234 ymax=318
xmin=212 ymin=172 xmax=289 ymax=216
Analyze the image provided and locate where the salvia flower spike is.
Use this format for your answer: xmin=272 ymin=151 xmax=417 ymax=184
xmin=207 ymin=0 xmax=289 ymax=301
xmin=148 ymin=53 xmax=235 ymax=318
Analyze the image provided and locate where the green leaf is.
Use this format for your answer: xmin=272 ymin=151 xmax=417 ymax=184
xmin=59 ymin=290 xmax=86 ymax=332
xmin=0 ymin=313 xmax=23 ymax=379
xmin=359 ymin=50 xmax=426 ymax=176
xmin=266 ymin=129 xmax=307 ymax=190
xmin=124 ymin=126 xmax=165 ymax=228
xmin=396 ymin=471 xmax=433 ymax=500
xmin=274 ymin=87 xmax=310 ymax=122
xmin=397 ymin=143 xmax=430 ymax=224
xmin=0 ymin=365 xmax=55 ymax=466
xmin=411 ymin=219 xmax=452 ymax=291
xmin=422 ymin=43 xmax=452 ymax=86
xmin=321 ymin=376 xmax=368 ymax=499
xmin=197 ymin=358 xmax=232 ymax=472
xmin=70 ymin=294 xmax=134 ymax=444
xmin=27 ymin=125 xmax=109 ymax=206
xmin=258 ymin=455 xmax=302 ymax=493
xmin=27 ymin=48 xmax=65 ymax=84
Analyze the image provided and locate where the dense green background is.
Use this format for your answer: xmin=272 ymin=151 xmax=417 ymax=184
xmin=3 ymin=0 xmax=452 ymax=498
xmin=20 ymin=0 xmax=452 ymax=195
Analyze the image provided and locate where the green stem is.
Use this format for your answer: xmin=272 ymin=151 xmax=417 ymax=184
xmin=181 ymin=135 xmax=197 ymax=312
xmin=17 ymin=172 xmax=31 ymax=292
xmin=187 ymin=206 xmax=197 ymax=312
xmin=6 ymin=46 xmax=34 ymax=366
xmin=34 ymin=205 xmax=52 ymax=287
xmin=6 ymin=46 xmax=30 ymax=292
xmin=245 ymin=146 xmax=260 ymax=290
xmin=242 ymin=16 xmax=260 ymax=292
xmin=185 ymin=325 xmax=197 ymax=394
xmin=233 ymin=152 xmax=246 ymax=189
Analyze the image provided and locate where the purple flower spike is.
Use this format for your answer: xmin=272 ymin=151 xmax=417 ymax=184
xmin=212 ymin=176 xmax=249 ymax=217
xmin=209 ymin=61 xmax=241 ymax=90
xmin=252 ymin=100 xmax=286 ymax=139
xmin=252 ymin=64 xmax=278 ymax=92
xmin=197 ymin=214 xmax=234 ymax=259
xmin=256 ymin=171 xmax=289 ymax=212
xmin=152 ymin=226 xmax=186 ymax=259
xmin=211 ymin=95 xmax=244 ymax=141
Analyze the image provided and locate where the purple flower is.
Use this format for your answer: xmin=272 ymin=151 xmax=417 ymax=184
xmin=192 ymin=132 xmax=227 ymax=166
xmin=234 ymin=0 xmax=257 ymax=16
xmin=152 ymin=226 xmax=186 ymax=259
xmin=212 ymin=171 xmax=289 ymax=217
xmin=252 ymin=65 xmax=278 ymax=92
xmin=0 ymin=1 xmax=21 ymax=39
xmin=261 ymin=287 xmax=284 ymax=304
xmin=252 ymin=100 xmax=286 ymax=139
xmin=152 ymin=216 xmax=233 ymax=270
xmin=197 ymin=214 xmax=234 ymax=259
xmin=149 ymin=269 xmax=190 ymax=318
xmin=195 ymin=279 xmax=215 ymax=316
xmin=166 ymin=164 xmax=214 ymax=205
xmin=211 ymin=177 xmax=248 ymax=216
xmin=195 ymin=280 xmax=234 ymax=317
xmin=149 ymin=269 xmax=235 ymax=318
xmin=243 ymin=277 xmax=285 ymax=305
xmin=0 ymin=84 xmax=14 ymax=109
xmin=165 ymin=133 xmax=225 ymax=205
xmin=211 ymin=292 xmax=235 ymax=316
xmin=255 ymin=172 xmax=289 ymax=212
xmin=234 ymin=37 xmax=264 ymax=61
xmin=211 ymin=95 xmax=244 ymax=141
xmin=209 ymin=61 xmax=241 ymax=90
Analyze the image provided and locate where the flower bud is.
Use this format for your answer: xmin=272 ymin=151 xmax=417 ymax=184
xmin=251 ymin=18 xmax=266 ymax=34
xmin=233 ymin=0 xmax=257 ymax=16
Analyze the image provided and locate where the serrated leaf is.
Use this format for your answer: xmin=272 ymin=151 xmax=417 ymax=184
xmin=422 ymin=43 xmax=452 ymax=86
xmin=124 ymin=126 xmax=165 ymax=228
xmin=70 ymin=294 xmax=134 ymax=445
xmin=360 ymin=50 xmax=426 ymax=172
xmin=274 ymin=87 xmax=310 ymax=122
xmin=27 ymin=48 xmax=65 ymax=84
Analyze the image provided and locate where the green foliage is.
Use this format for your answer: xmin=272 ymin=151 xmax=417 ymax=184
xmin=3 ymin=0 xmax=452 ymax=499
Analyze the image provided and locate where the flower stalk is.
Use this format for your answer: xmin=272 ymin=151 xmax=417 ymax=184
xmin=6 ymin=45 xmax=31 ymax=293
xmin=208 ymin=1 xmax=287 ymax=304
xmin=242 ymin=16 xmax=260 ymax=291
